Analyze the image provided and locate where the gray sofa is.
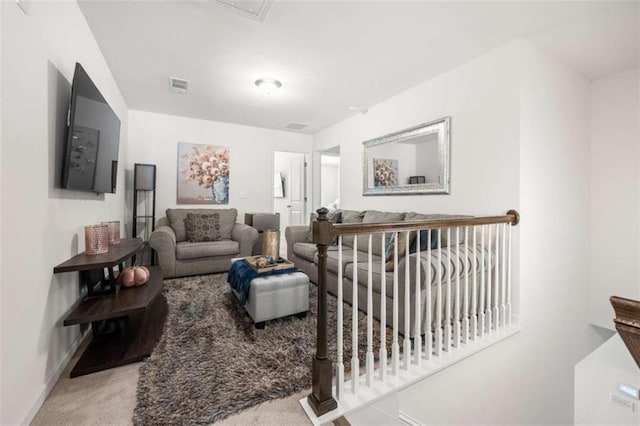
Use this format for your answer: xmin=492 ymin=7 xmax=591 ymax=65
xmin=149 ymin=208 xmax=258 ymax=278
xmin=286 ymin=209 xmax=487 ymax=335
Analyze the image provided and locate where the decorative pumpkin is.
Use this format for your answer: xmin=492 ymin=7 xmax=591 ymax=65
xmin=118 ymin=265 xmax=150 ymax=287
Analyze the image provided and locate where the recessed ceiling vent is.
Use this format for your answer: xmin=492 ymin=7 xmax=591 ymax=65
xmin=210 ymin=0 xmax=273 ymax=23
xmin=168 ymin=77 xmax=189 ymax=94
xmin=285 ymin=122 xmax=309 ymax=131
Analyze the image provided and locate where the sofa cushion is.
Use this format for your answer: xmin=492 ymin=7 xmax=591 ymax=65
xmin=326 ymin=249 xmax=358 ymax=276
xmin=167 ymin=208 xmax=237 ymax=242
xmin=176 ymin=240 xmax=239 ymax=260
xmin=405 ymin=212 xmax=471 ymax=247
xmin=344 ymin=257 xmax=393 ymax=299
xmin=354 ymin=211 xmax=406 ymax=255
xmin=338 ymin=209 xmax=366 ymax=248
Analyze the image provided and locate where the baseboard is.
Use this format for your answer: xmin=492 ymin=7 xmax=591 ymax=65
xmin=21 ymin=329 xmax=88 ymax=425
xmin=398 ymin=410 xmax=425 ymax=426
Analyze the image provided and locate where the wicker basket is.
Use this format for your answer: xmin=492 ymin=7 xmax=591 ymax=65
xmin=610 ymin=295 xmax=640 ymax=370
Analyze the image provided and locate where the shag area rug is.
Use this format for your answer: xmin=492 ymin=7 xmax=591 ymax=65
xmin=133 ymin=273 xmax=391 ymax=425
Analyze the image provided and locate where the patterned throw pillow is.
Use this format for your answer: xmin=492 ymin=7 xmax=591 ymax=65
xmin=184 ymin=213 xmax=223 ymax=242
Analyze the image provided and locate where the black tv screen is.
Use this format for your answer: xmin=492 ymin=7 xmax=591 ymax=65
xmin=62 ymin=63 xmax=121 ymax=193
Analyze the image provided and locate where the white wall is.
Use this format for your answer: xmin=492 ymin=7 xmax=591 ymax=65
xmin=320 ymin=161 xmax=339 ymax=207
xmin=313 ymin=42 xmax=520 ymax=217
xmin=127 ymin=110 xmax=312 ymax=224
xmin=321 ymin=40 xmax=606 ymax=424
xmin=589 ymin=69 xmax=640 ymax=330
xmin=0 ymin=1 xmax=4 ymax=419
xmin=1 ymin=2 xmax=129 ymax=424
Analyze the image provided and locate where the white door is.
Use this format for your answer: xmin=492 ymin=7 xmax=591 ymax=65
xmin=287 ymin=154 xmax=306 ymax=227
xmin=273 ymin=151 xmax=307 ymax=234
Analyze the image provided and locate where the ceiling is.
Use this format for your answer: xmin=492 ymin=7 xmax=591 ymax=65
xmin=78 ymin=1 xmax=639 ymax=135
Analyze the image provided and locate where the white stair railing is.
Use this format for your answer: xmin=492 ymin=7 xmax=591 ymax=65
xmin=302 ymin=210 xmax=520 ymax=425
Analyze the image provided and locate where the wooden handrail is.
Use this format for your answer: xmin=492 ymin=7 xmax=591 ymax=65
xmin=326 ymin=209 xmax=519 ymax=236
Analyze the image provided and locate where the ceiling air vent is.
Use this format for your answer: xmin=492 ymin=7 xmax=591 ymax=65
xmin=169 ymin=77 xmax=189 ymax=94
xmin=285 ymin=122 xmax=309 ymax=131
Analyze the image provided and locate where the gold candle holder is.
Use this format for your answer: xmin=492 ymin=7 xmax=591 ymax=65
xmin=84 ymin=224 xmax=110 ymax=255
xmin=262 ymin=229 xmax=280 ymax=262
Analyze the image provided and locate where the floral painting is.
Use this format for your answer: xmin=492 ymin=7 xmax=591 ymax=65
xmin=177 ymin=142 xmax=230 ymax=204
xmin=373 ymin=158 xmax=398 ymax=187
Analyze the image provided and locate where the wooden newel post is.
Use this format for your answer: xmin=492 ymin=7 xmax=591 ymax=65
xmin=307 ymin=207 xmax=338 ymax=415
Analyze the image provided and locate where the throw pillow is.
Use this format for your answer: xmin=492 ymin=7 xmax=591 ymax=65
xmin=184 ymin=213 xmax=223 ymax=242
xmin=357 ymin=210 xmax=406 ymax=256
xmin=167 ymin=208 xmax=237 ymax=242
xmin=408 ymin=229 xmax=439 ymax=254
xmin=383 ymin=231 xmax=411 ymax=271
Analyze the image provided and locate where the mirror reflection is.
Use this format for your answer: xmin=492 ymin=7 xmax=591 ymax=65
xmin=362 ymin=117 xmax=450 ymax=195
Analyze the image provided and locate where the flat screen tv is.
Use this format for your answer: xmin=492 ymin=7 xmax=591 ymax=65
xmin=61 ymin=63 xmax=121 ymax=193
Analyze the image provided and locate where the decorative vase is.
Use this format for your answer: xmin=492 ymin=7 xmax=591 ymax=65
xmin=84 ymin=224 xmax=110 ymax=255
xmin=103 ymin=220 xmax=121 ymax=245
xmin=212 ymin=174 xmax=229 ymax=204
xmin=262 ymin=229 xmax=280 ymax=261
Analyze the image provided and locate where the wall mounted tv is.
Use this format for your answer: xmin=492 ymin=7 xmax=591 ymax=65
xmin=61 ymin=63 xmax=121 ymax=194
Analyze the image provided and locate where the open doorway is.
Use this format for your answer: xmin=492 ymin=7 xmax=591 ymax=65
xmin=273 ymin=151 xmax=308 ymax=256
xmin=320 ymin=146 xmax=340 ymax=210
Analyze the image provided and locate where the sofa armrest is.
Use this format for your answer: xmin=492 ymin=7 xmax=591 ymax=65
xmin=232 ymin=223 xmax=259 ymax=257
xmin=285 ymin=226 xmax=310 ymax=245
xmin=149 ymin=225 xmax=177 ymax=278
xmin=285 ymin=225 xmax=310 ymax=261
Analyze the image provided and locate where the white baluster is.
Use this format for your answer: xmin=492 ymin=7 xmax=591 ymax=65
xmin=351 ymin=235 xmax=359 ymax=393
xmin=414 ymin=230 xmax=422 ymax=366
xmin=392 ymin=232 xmax=400 ymax=374
xmin=462 ymin=226 xmax=470 ymax=344
xmin=470 ymin=226 xmax=478 ymax=340
xmin=444 ymin=228 xmax=452 ymax=350
xmin=424 ymin=229 xmax=433 ymax=360
xmin=379 ymin=233 xmax=387 ymax=382
xmin=435 ymin=228 xmax=443 ymax=356
xmin=336 ymin=236 xmax=345 ymax=399
xmin=453 ymin=227 xmax=461 ymax=347
xmin=500 ymin=223 xmax=507 ymax=328
xmin=479 ymin=226 xmax=485 ymax=338
xmin=403 ymin=231 xmax=411 ymax=370
xmin=366 ymin=234 xmax=374 ymax=385
xmin=486 ymin=225 xmax=493 ymax=334
xmin=507 ymin=224 xmax=512 ymax=326
xmin=493 ymin=224 xmax=500 ymax=329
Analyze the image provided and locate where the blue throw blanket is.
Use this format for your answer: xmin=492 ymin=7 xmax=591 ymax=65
xmin=227 ymin=260 xmax=296 ymax=305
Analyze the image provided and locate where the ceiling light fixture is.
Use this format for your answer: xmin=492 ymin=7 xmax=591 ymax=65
xmin=255 ymin=78 xmax=282 ymax=95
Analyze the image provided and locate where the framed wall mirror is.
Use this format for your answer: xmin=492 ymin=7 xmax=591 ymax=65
xmin=362 ymin=116 xmax=451 ymax=196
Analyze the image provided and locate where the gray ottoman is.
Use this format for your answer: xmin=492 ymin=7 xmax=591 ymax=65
xmin=230 ymin=262 xmax=309 ymax=328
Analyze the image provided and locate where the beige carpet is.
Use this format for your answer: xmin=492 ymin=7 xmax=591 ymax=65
xmin=31 ymin=336 xmax=316 ymax=425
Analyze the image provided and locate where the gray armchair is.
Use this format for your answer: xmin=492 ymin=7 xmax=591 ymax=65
xmin=149 ymin=208 xmax=259 ymax=278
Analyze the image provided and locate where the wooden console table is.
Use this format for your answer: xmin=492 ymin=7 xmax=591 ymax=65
xmin=54 ymin=238 xmax=167 ymax=377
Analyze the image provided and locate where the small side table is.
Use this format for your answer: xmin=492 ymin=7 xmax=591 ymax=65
xmin=54 ymin=238 xmax=167 ymax=377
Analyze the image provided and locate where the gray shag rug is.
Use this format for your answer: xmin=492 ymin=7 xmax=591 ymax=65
xmin=133 ymin=273 xmax=391 ymax=425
